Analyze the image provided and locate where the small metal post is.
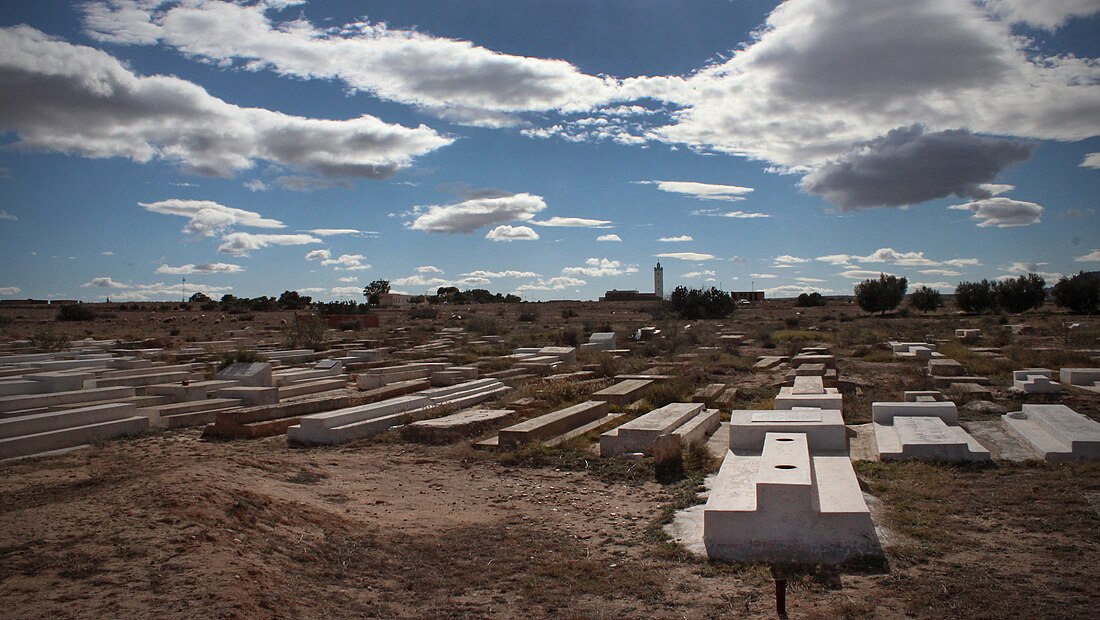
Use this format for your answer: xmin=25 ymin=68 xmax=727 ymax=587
xmin=775 ymin=578 xmax=787 ymax=617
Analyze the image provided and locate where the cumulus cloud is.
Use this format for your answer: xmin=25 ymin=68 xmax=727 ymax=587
xmin=658 ymin=235 xmax=693 ymax=242
xmin=597 ymin=234 xmax=622 ymax=242
xmin=139 ymin=199 xmax=283 ymax=238
xmin=562 ymin=258 xmax=638 ymax=277
xmin=983 ymin=0 xmax=1100 ymax=30
xmin=691 ymin=209 xmax=771 ymax=219
xmin=800 ymin=126 xmax=1034 ymax=210
xmin=329 ymin=286 xmax=363 ymax=296
xmin=944 ymin=258 xmax=982 ymax=267
xmin=0 ymin=210 xmax=16 ymax=221
xmin=337 ymin=276 xmax=357 ymax=283
xmin=408 ymin=193 xmax=546 ymax=234
xmin=655 ymin=252 xmax=717 ymax=261
xmin=321 ymin=254 xmax=370 ymax=271
xmin=764 ymin=285 xmax=837 ymax=298
xmin=1074 ymin=249 xmax=1100 ymax=262
xmin=682 ymin=270 xmax=717 ymax=279
xmin=750 ymin=273 xmax=778 ymax=279
xmin=637 ymin=180 xmax=754 ymax=201
xmin=514 ymin=276 xmax=587 ymax=293
xmin=529 ymin=217 xmax=612 ymax=228
xmin=391 ymin=274 xmax=452 ymax=289
xmin=417 ymin=265 xmax=444 ymax=274
xmin=304 ymin=249 xmax=331 ymax=261
xmin=485 ymin=225 xmax=539 ymax=241
xmin=80 ymin=0 xmax=619 ymax=123
xmin=0 ymin=287 xmax=22 ymax=295
xmin=156 ymin=262 xmax=244 ymax=275
xmin=948 ymin=197 xmax=1044 ymax=227
xmin=81 ymin=276 xmax=127 ymax=288
xmin=815 ymin=248 xmax=939 ymax=266
xmin=218 ymin=232 xmax=321 ymax=255
xmin=308 ymin=228 xmax=376 ymax=237
xmin=1082 ymin=153 xmax=1100 ymax=169
xmin=774 ymin=255 xmax=810 ymax=265
xmin=0 ymin=26 xmax=452 ymax=178
xmin=910 ymin=281 xmax=953 ymax=291
xmin=462 ymin=270 xmax=540 ymax=279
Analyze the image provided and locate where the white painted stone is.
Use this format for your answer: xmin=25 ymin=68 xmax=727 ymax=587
xmin=872 ymin=401 xmax=958 ymax=425
xmin=1058 ymin=368 xmax=1100 ymax=392
xmin=1012 ymin=368 xmax=1061 ymax=394
xmin=599 ymin=402 xmax=704 ymax=456
xmin=588 ymin=333 xmax=617 ymax=351
xmin=1002 ymin=404 xmax=1100 ymax=462
xmin=729 ymin=409 xmax=847 ymax=454
xmin=773 ymin=386 xmax=842 ymax=410
xmin=215 ymin=362 xmax=273 ymax=388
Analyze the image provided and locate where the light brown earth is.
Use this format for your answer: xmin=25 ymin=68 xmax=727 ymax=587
xmin=2 ymin=299 xmax=1099 ymax=618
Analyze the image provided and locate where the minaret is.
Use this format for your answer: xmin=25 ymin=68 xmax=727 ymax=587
xmin=654 ymin=261 xmax=664 ymax=299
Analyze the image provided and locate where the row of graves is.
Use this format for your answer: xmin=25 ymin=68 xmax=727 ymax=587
xmin=2 ymin=327 xmax=1099 ymax=570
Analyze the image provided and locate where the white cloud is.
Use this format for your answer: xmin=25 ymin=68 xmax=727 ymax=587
xmin=139 ymin=199 xmax=284 ymax=238
xmin=529 ymin=216 xmax=612 ymax=228
xmin=980 ymin=183 xmax=1015 ymax=196
xmin=943 ymin=258 xmax=982 ymax=267
xmin=637 ymin=180 xmax=754 ymax=201
xmin=0 ymin=210 xmax=17 ymax=221
xmin=948 ymin=198 xmax=1044 ymax=227
xmin=910 ymin=281 xmax=954 ymax=291
xmin=983 ymin=0 xmax=1100 ymax=30
xmin=304 ymin=249 xmax=332 ymax=261
xmin=750 ymin=273 xmax=778 ymax=279
xmin=218 ymin=232 xmax=321 ymax=255
xmin=839 ymin=269 xmax=895 ymax=279
xmin=795 ymin=277 xmax=826 ymax=283
xmin=408 ymin=193 xmax=547 ymax=234
xmin=330 ymin=286 xmax=363 ymax=296
xmin=774 ymin=255 xmax=810 ymax=265
xmin=1005 ymin=261 xmax=1046 ymax=273
xmin=392 ymin=274 xmax=452 ymax=288
xmin=156 ymin=262 xmax=244 ymax=275
xmin=0 ymin=287 xmax=23 ymax=295
xmin=1082 ymin=153 xmax=1100 ymax=169
xmin=485 ymin=225 xmax=539 ymax=241
xmin=597 ymin=234 xmax=622 ymax=242
xmin=417 ymin=265 xmax=444 ymax=274
xmin=764 ymin=284 xmax=837 ymax=298
xmin=691 ymin=209 xmax=771 ymax=219
xmin=682 ymin=270 xmax=717 ymax=278
xmin=80 ymin=0 xmax=619 ymax=124
xmin=462 ymin=270 xmax=540 ymax=279
xmin=308 ymin=228 xmax=375 ymax=237
xmin=81 ymin=276 xmax=127 ymax=288
xmin=919 ymin=269 xmax=963 ymax=277
xmin=815 ymin=248 xmax=939 ymax=267
xmin=514 ymin=276 xmax=587 ymax=293
xmin=0 ymin=26 xmax=451 ymax=178
xmin=298 ymin=287 xmax=326 ymax=294
xmin=655 ymin=252 xmax=717 ymax=261
xmin=101 ymin=251 xmax=114 ymax=256
xmin=1075 ymin=249 xmax=1100 ymax=262
xmin=658 ymin=235 xmax=693 ymax=242
xmin=337 ymin=276 xmax=358 ymax=283
xmin=562 ymin=258 xmax=638 ymax=277
xmin=321 ymin=254 xmax=370 ymax=271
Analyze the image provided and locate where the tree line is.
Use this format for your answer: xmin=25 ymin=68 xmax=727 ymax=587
xmin=849 ymin=271 xmax=1098 ymax=315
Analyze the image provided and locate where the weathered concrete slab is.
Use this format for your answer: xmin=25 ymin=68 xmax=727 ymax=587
xmin=591 ymin=379 xmax=652 ymax=406
xmin=1002 ymin=404 xmax=1100 ymax=462
xmin=728 ymin=409 xmax=847 ymax=454
xmin=402 ymin=409 xmax=518 ymax=444
xmin=496 ymin=400 xmax=609 ymax=450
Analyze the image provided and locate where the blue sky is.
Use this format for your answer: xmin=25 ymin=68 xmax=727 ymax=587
xmin=1 ymin=0 xmax=1098 ymax=302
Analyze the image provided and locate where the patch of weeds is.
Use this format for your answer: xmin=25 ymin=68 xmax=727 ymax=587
xmin=285 ymin=469 xmax=329 ymax=485
xmin=499 ymin=443 xmax=655 ymax=483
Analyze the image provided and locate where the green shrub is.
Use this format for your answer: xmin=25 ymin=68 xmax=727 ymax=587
xmin=285 ymin=315 xmax=328 ymax=351
xmin=853 ymin=274 xmax=907 ymax=316
xmin=56 ymin=304 xmax=95 ymax=321
xmin=1052 ymin=271 xmax=1099 ymax=314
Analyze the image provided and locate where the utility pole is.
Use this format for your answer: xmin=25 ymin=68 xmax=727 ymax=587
xmin=181 ymin=277 xmax=186 ymax=303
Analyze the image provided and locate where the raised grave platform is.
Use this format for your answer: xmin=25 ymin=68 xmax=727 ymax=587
xmin=872 ymin=401 xmax=989 ymax=462
xmin=1002 ymin=404 xmax=1100 ymax=462
xmin=600 ymin=402 xmax=719 ymax=457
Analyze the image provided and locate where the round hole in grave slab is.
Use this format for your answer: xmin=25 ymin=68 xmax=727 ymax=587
xmin=774 ymin=465 xmax=797 ymax=469
xmin=775 ymin=438 xmax=795 ymax=442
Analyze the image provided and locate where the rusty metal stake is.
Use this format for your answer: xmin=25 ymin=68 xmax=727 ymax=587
xmin=775 ymin=578 xmax=787 ymax=617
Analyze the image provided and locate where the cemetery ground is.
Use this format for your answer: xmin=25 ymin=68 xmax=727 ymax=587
xmin=1 ymin=299 xmax=1099 ymax=618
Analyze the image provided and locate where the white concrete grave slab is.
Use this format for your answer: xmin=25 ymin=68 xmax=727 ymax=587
xmin=728 ymin=409 xmax=847 ymax=454
xmin=215 ymin=362 xmax=273 ymax=388
xmin=1012 ymin=368 xmax=1061 ymax=394
xmin=588 ymin=333 xmax=617 ymax=351
xmin=1002 ymin=404 xmax=1100 ymax=462
xmin=1059 ymin=368 xmax=1100 ymax=393
xmin=872 ymin=401 xmax=989 ymax=462
xmin=773 ymin=385 xmax=842 ymax=410
xmin=600 ymin=402 xmax=709 ymax=456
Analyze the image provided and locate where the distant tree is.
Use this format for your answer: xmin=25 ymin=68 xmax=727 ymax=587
xmin=435 ymin=286 xmax=461 ymax=304
xmin=189 ymin=292 xmax=212 ymax=304
xmin=795 ymin=292 xmax=826 ymax=307
xmin=993 ymin=273 xmax=1046 ymax=313
xmin=1052 ymin=271 xmax=1100 ymax=314
xmin=669 ymin=286 xmax=735 ymax=319
xmin=909 ymin=286 xmax=943 ymax=313
xmin=57 ymin=304 xmax=95 ymax=322
xmin=363 ymin=280 xmax=391 ymax=306
xmin=853 ymin=274 xmax=908 ymax=316
xmin=954 ymin=280 xmax=996 ymax=314
xmin=277 ymin=290 xmax=312 ymax=310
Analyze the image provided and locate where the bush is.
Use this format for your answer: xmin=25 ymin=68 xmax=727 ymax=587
xmin=0 ymin=314 xmax=12 ymax=331
xmin=56 ymin=304 xmax=95 ymax=321
xmin=669 ymin=286 xmax=735 ymax=319
xmin=518 ymin=310 xmax=539 ymax=322
xmin=466 ymin=315 xmax=500 ymax=335
xmin=993 ymin=273 xmax=1046 ymax=313
xmin=284 ymin=315 xmax=328 ymax=351
xmin=853 ymin=274 xmax=907 ymax=316
xmin=32 ymin=327 xmax=69 ymax=351
xmin=218 ymin=349 xmax=265 ymax=370
xmin=795 ymin=292 xmax=826 ymax=307
xmin=955 ymin=280 xmax=996 ymax=314
xmin=409 ymin=306 xmax=439 ymax=320
xmin=909 ymin=286 xmax=943 ymax=312
xmin=1052 ymin=271 xmax=1100 ymax=314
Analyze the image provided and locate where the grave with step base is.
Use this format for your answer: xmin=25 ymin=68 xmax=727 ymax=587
xmin=773 ymin=375 xmax=843 ymax=410
xmin=1002 ymin=404 xmax=1100 ymax=462
xmin=600 ymin=402 xmax=719 ymax=457
xmin=288 ymin=379 xmax=509 ymax=445
xmin=401 ymin=409 xmax=519 ymax=444
xmin=703 ymin=408 xmax=878 ymax=564
xmin=0 ymin=386 xmax=136 ymax=415
xmin=591 ymin=379 xmax=652 ymax=406
xmin=484 ymin=400 xmax=613 ymax=450
xmin=215 ymin=362 xmax=273 ymax=388
xmin=872 ymin=401 xmax=989 ymax=462
xmin=1059 ymin=368 xmax=1100 ymax=393
xmin=1012 ymin=368 xmax=1061 ymax=394
xmin=0 ymin=402 xmax=149 ymax=460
